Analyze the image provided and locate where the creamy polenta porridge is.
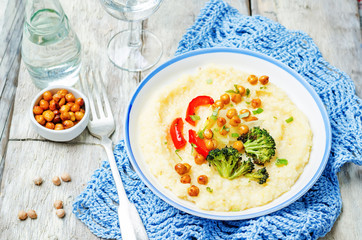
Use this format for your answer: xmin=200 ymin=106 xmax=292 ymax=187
xmin=138 ymin=65 xmax=312 ymax=211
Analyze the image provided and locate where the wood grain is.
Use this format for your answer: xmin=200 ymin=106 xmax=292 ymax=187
xmin=0 ymin=0 xmax=361 ymax=239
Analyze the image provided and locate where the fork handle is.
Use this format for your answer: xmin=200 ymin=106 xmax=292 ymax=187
xmin=101 ymin=137 xmax=149 ymax=240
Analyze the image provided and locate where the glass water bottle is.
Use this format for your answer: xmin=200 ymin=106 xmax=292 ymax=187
xmin=22 ymin=0 xmax=81 ymax=89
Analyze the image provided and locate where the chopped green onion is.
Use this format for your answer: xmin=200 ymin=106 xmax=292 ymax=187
xmin=206 ymin=78 xmax=213 ymax=84
xmin=213 ymin=128 xmax=219 ymax=132
xmin=246 ymin=88 xmax=250 ymax=96
xmin=222 ymin=126 xmax=230 ymax=132
xmin=239 ymin=112 xmax=250 ymax=119
xmin=197 ymin=130 xmax=204 ymax=139
xmin=191 ymin=143 xmax=197 ymax=148
xmin=164 ymin=141 xmax=167 ymax=145
xmin=230 ymin=104 xmax=234 ymax=107
xmin=285 ymin=117 xmax=294 ymax=123
xmin=246 ymin=101 xmax=250 ymax=104
xmin=225 ymin=90 xmax=237 ymax=94
xmin=212 ymin=107 xmax=220 ymax=117
xmin=210 ymin=115 xmax=218 ymax=121
xmin=260 ymin=86 xmax=267 ymax=89
xmin=190 ymin=115 xmax=200 ymax=121
xmin=231 ymin=133 xmax=239 ymax=138
xmin=275 ymin=158 xmax=288 ymax=166
xmin=175 ymin=149 xmax=182 ymax=161
xmin=252 ymin=108 xmax=264 ymax=114
xmin=206 ymin=187 xmax=213 ymax=193
xmin=273 ymin=116 xmax=277 ymax=119
xmin=234 ymin=84 xmax=240 ymax=93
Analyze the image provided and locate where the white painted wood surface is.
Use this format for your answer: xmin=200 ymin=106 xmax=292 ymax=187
xmin=0 ymin=0 xmax=361 ymax=239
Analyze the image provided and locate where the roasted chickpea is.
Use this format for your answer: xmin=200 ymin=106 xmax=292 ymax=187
xmin=58 ymin=97 xmax=66 ymax=107
xmin=57 ymin=89 xmax=68 ymax=98
xmin=194 ymin=153 xmax=206 ymax=165
xmin=52 ymin=93 xmax=61 ymax=102
xmin=205 ymin=139 xmax=215 ymax=150
xmin=61 ymin=172 xmax=71 ymax=182
xmin=226 ymin=108 xmax=237 ymax=119
xmin=45 ymin=122 xmax=55 ymax=129
xmin=49 ymin=100 xmax=58 ymax=111
xmin=75 ymin=111 xmax=84 ymax=121
xmin=219 ymin=127 xmax=228 ymax=136
xmin=187 ymin=185 xmax=199 ymax=197
xmin=239 ymin=124 xmax=249 ymax=135
xmin=247 ymin=75 xmax=258 ymax=85
xmin=217 ymin=117 xmax=226 ymax=127
xmin=69 ymin=112 xmax=76 ymax=121
xmin=246 ymin=116 xmax=258 ymax=122
xmin=66 ymin=102 xmax=75 ymax=108
xmin=203 ymin=129 xmax=213 ymax=139
xmin=65 ymin=93 xmax=76 ymax=102
xmin=197 ymin=175 xmax=208 ymax=185
xmin=63 ymin=120 xmax=74 ymax=129
xmin=259 ymin=75 xmax=269 ymax=85
xmin=33 ymin=106 xmax=43 ymax=115
xmin=53 ymin=109 xmax=60 ymax=115
xmin=60 ymin=105 xmax=70 ymax=114
xmin=80 ymin=108 xmax=85 ymax=114
xmin=239 ymin=109 xmax=250 ymax=119
xmin=175 ymin=163 xmax=187 ymax=175
xmin=33 ymin=177 xmax=43 ymax=186
xmin=70 ymin=103 xmax=80 ymax=112
xmin=35 ymin=115 xmax=46 ymax=125
xmin=75 ymin=98 xmax=84 ymax=106
xmin=233 ymin=141 xmax=244 ymax=152
xmin=60 ymin=112 xmax=71 ymax=121
xmin=231 ymin=94 xmax=242 ymax=104
xmin=236 ymin=85 xmax=246 ymax=95
xmin=213 ymin=100 xmax=224 ymax=109
xmin=43 ymin=91 xmax=53 ymax=101
xmin=251 ymin=98 xmax=262 ymax=108
xmin=52 ymin=176 xmax=61 ymax=186
xmin=56 ymin=209 xmax=65 ymax=218
xmin=39 ymin=99 xmax=49 ymax=110
xmin=220 ymin=94 xmax=230 ymax=104
xmin=18 ymin=210 xmax=27 ymax=220
xmin=53 ymin=115 xmax=61 ymax=123
xmin=229 ymin=115 xmax=241 ymax=127
xmin=180 ymin=175 xmax=191 ymax=184
xmin=43 ymin=110 xmax=55 ymax=122
xmin=27 ymin=210 xmax=37 ymax=219
xmin=54 ymin=200 xmax=63 ymax=209
xmin=54 ymin=123 xmax=64 ymax=130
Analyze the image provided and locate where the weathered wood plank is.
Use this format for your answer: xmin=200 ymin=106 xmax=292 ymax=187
xmin=0 ymin=141 xmax=101 ymax=240
xmin=252 ymin=1 xmax=362 ymax=240
xmin=0 ymin=0 xmax=25 ymax=185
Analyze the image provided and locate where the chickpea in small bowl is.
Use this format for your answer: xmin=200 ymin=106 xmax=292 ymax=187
xmin=29 ymin=85 xmax=89 ymax=142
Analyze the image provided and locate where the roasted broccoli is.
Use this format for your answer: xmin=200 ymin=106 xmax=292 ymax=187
xmin=237 ymin=127 xmax=276 ymax=165
xmin=206 ymin=147 xmax=254 ymax=180
xmin=245 ymin=167 xmax=269 ymax=184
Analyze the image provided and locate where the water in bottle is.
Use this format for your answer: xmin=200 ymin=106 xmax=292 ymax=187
xmin=22 ymin=0 xmax=81 ymax=89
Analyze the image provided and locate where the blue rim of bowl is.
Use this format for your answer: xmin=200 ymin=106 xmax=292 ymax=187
xmin=124 ymin=47 xmax=332 ymax=220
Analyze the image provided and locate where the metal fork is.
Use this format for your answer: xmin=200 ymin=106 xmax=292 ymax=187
xmin=80 ymin=69 xmax=149 ymax=240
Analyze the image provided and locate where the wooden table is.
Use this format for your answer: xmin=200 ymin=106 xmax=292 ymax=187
xmin=0 ymin=0 xmax=361 ymax=239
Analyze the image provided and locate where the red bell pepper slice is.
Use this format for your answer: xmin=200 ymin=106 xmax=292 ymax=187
xmin=170 ymin=118 xmax=186 ymax=149
xmin=188 ymin=129 xmax=209 ymax=158
xmin=185 ymin=96 xmax=214 ymax=126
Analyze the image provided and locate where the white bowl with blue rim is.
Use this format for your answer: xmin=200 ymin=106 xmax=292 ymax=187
xmin=124 ymin=48 xmax=331 ymax=220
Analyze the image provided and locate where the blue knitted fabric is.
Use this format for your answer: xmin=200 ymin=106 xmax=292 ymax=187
xmin=73 ymin=0 xmax=362 ymax=239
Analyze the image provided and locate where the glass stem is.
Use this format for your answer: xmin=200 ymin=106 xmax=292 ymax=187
xmin=128 ymin=21 xmax=142 ymax=48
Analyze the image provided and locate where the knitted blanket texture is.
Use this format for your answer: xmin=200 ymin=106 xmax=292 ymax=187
xmin=73 ymin=0 xmax=362 ymax=239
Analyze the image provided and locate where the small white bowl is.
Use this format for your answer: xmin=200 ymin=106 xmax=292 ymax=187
xmin=29 ymin=85 xmax=89 ymax=142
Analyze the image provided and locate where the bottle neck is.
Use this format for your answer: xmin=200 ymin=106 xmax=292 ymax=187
xmin=25 ymin=0 xmax=66 ymax=33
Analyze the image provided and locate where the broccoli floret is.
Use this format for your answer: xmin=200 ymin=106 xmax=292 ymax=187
xmin=245 ymin=167 xmax=269 ymax=184
xmin=206 ymin=147 xmax=254 ymax=180
xmin=237 ymin=127 xmax=276 ymax=165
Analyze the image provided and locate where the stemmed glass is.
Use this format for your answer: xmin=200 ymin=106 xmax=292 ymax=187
xmin=99 ymin=0 xmax=163 ymax=72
